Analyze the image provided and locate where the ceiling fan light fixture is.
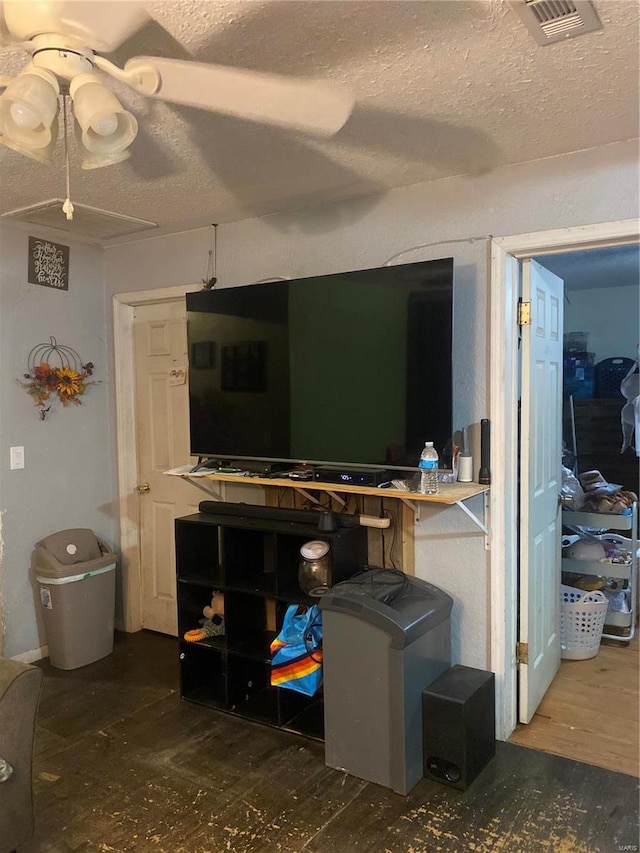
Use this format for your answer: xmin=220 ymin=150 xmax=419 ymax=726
xmin=0 ymin=115 xmax=59 ymax=164
xmin=77 ymin=137 xmax=131 ymax=170
xmin=0 ymin=67 xmax=60 ymax=148
xmin=70 ymin=73 xmax=137 ymax=155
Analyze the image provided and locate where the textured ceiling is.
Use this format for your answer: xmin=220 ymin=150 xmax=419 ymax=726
xmin=537 ymin=245 xmax=640 ymax=291
xmin=0 ymin=0 xmax=639 ymax=243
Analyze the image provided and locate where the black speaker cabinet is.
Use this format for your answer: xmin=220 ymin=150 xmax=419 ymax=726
xmin=422 ymin=665 xmax=495 ymax=791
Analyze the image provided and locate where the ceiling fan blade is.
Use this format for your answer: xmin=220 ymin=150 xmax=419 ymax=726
xmin=124 ymin=56 xmax=354 ymax=137
xmin=2 ymin=1 xmax=149 ymax=53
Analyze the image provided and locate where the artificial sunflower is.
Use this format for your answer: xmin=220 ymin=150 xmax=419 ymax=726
xmin=56 ymin=365 xmax=82 ymax=399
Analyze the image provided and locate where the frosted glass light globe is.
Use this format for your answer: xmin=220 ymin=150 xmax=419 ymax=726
xmin=10 ymin=102 xmax=41 ymax=130
xmin=91 ymin=113 xmax=118 ymax=137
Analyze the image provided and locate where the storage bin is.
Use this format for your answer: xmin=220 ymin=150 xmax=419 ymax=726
xmin=595 ymin=357 xmax=636 ymax=399
xmin=564 ymin=332 xmax=589 ymax=352
xmin=563 ymin=351 xmax=595 ymax=368
xmin=564 ymin=363 xmax=595 ymax=399
xmin=560 ymin=584 xmax=608 ymax=660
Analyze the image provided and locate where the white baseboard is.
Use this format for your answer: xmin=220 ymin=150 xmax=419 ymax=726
xmin=11 ymin=644 xmax=48 ymax=664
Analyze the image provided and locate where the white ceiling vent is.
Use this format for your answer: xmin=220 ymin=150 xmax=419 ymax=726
xmin=512 ymin=0 xmax=602 ymax=45
xmin=1 ymin=200 xmax=157 ymax=241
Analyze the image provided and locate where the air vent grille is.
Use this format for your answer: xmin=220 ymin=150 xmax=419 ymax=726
xmin=1 ymin=200 xmax=157 ymax=241
xmin=529 ymin=0 xmax=578 ymax=24
xmin=513 ymin=0 xmax=602 ymax=45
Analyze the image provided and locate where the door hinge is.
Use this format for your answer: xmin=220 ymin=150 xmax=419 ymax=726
xmin=516 ymin=642 xmax=529 ymax=664
xmin=518 ymin=301 xmax=532 ymax=326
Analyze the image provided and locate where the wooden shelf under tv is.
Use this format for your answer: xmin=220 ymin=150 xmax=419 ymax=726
xmin=194 ymin=473 xmax=488 ymax=507
xmin=173 ymin=472 xmax=488 ymax=580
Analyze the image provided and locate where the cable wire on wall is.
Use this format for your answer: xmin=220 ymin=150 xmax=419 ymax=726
xmin=382 ymin=235 xmax=491 ymax=266
xmin=202 ymin=224 xmax=218 ymax=289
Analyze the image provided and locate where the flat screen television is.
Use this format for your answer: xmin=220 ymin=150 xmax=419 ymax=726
xmin=186 ymin=257 xmax=453 ymax=472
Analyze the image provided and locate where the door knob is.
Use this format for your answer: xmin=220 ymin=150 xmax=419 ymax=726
xmin=137 ymin=482 xmax=150 ymax=494
xmin=558 ymin=491 xmax=572 ymax=506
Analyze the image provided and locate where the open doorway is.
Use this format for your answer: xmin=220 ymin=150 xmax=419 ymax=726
xmin=544 ymin=244 xmax=639 ymax=491
xmin=489 ymin=221 xmax=639 ymax=747
xmin=509 ymin=244 xmax=639 ymax=776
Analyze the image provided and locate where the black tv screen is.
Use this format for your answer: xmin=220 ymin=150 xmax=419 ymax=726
xmin=186 ymin=258 xmax=453 ymax=471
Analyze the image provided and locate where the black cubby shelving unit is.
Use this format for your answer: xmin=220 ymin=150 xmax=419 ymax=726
xmin=175 ymin=509 xmax=368 ymax=740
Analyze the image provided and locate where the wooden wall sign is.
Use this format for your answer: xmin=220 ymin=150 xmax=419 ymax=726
xmin=28 ymin=237 xmax=70 ymax=291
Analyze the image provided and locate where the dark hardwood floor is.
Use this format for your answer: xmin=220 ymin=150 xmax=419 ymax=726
xmin=24 ymin=631 xmax=639 ymax=853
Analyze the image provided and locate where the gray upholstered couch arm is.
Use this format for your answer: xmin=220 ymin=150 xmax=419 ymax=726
xmin=0 ymin=657 xmax=43 ymax=853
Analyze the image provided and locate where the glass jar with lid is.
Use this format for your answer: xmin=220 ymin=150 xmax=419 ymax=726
xmin=298 ymin=540 xmax=332 ymax=596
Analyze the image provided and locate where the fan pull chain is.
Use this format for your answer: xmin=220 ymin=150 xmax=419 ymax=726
xmin=61 ymin=94 xmax=74 ymax=222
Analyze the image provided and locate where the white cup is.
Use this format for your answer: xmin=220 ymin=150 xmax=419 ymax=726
xmin=458 ymin=455 xmax=474 ymax=483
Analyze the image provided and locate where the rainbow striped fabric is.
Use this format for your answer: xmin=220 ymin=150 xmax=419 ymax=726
xmin=270 ymin=604 xmax=323 ymax=696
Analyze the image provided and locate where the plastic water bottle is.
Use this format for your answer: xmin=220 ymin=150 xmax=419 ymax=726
xmin=419 ymin=441 xmax=439 ymax=495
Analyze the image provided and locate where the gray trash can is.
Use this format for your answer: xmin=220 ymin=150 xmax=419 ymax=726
xmin=33 ymin=528 xmax=117 ymax=670
xmin=319 ymin=570 xmax=452 ymax=795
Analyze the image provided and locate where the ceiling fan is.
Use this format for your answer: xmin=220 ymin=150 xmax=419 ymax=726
xmin=0 ymin=0 xmax=355 ymax=169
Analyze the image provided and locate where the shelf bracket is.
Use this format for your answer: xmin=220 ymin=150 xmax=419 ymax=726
xmin=399 ymin=497 xmax=420 ymax=522
xmin=454 ymin=493 xmax=489 ymax=537
xmin=292 ymin=486 xmax=322 ymax=505
xmin=287 ymin=485 xmax=346 ymax=508
xmin=402 ymin=492 xmax=489 ymax=533
xmin=181 ymin=476 xmax=226 ymax=501
xmin=325 ymin=490 xmax=347 ymax=508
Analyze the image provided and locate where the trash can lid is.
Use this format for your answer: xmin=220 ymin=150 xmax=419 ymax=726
xmin=35 ymin=529 xmax=102 ymax=564
xmin=319 ymin=570 xmax=453 ymax=649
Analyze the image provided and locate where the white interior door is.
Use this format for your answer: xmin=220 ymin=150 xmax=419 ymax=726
xmin=133 ymin=300 xmax=199 ymax=635
xmin=518 ymin=259 xmax=564 ymax=723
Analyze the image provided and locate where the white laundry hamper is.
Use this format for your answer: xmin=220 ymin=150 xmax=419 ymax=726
xmin=560 ymin=584 xmax=609 ymax=660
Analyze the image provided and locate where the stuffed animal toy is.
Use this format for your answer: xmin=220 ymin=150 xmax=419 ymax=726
xmin=203 ymin=591 xmax=224 ymax=621
xmin=183 ymin=591 xmax=225 ymax=642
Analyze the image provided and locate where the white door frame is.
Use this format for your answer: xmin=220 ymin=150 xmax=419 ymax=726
xmin=113 ymin=284 xmax=201 ymax=632
xmin=490 ymin=219 xmax=640 ymax=740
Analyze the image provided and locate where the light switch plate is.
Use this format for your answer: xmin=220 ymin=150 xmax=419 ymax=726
xmin=10 ymin=446 xmax=25 ymax=470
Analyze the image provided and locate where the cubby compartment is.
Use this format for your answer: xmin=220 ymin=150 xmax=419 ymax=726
xmin=224 ymin=591 xmax=269 ymax=648
xmin=277 ymin=683 xmax=314 ymax=724
xmin=222 ymin=527 xmax=277 ymax=595
xmin=177 ymin=581 xmax=227 ymax=649
xmin=284 ymin=699 xmax=325 ymax=741
xmin=179 ymin=642 xmax=227 ymax=707
xmin=175 ymin=515 xmax=222 ymax=586
xmin=273 ymin=534 xmax=310 ymax=597
xmin=175 ymin=508 xmax=368 ymax=739
xmin=227 ymin=655 xmax=275 ymax=723
xmin=231 ymin=628 xmax=275 ymax=662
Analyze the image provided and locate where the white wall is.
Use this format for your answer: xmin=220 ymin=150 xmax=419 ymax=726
xmin=565 ymin=283 xmax=639 ymax=363
xmin=104 ymin=139 xmax=639 ymax=670
xmin=0 ymin=224 xmax=114 ymax=659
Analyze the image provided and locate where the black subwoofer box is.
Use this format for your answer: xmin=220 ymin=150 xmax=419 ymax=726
xmin=422 ymin=665 xmax=495 ymax=791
